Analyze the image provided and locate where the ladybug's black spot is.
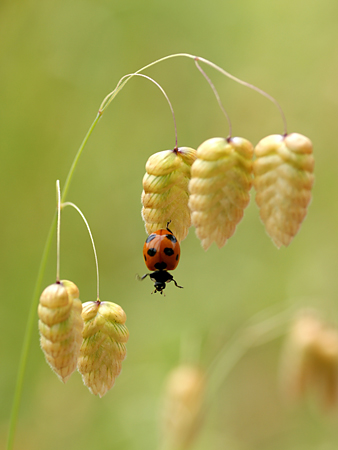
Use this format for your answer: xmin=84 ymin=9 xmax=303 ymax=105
xmin=165 ymin=234 xmax=177 ymax=243
xmin=164 ymin=247 xmax=174 ymax=256
xmin=147 ymin=248 xmax=157 ymax=257
xmin=176 ymin=254 xmax=179 ymax=260
xmin=146 ymin=234 xmax=157 ymax=243
xmin=144 ymin=254 xmax=147 ymax=261
xmin=154 ymin=261 xmax=167 ymax=270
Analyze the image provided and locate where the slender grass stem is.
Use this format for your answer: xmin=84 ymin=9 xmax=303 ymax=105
xmin=56 ymin=180 xmax=61 ymax=282
xmin=195 ymin=55 xmax=288 ymax=135
xmin=110 ymin=73 xmax=178 ymax=148
xmin=100 ymin=52 xmax=287 ymax=134
xmin=194 ymin=59 xmax=232 ymax=139
xmin=62 ymin=202 xmax=100 ymax=301
xmin=61 ymin=113 xmax=101 ymax=203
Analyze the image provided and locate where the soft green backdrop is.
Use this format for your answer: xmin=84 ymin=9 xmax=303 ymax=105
xmin=1 ymin=0 xmax=338 ymax=449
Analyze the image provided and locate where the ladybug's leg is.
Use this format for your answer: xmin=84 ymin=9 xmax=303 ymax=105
xmin=151 ymin=288 xmax=166 ymax=296
xmin=172 ymin=277 xmax=183 ymax=289
xmin=137 ymin=273 xmax=150 ymax=281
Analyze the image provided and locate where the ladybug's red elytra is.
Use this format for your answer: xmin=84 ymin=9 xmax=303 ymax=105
xmin=139 ymin=222 xmax=183 ymax=294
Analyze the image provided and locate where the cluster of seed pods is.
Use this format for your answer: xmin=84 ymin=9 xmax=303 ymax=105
xmin=38 ymin=281 xmax=129 ymax=396
xmin=141 ymin=132 xmax=314 ymax=249
xmin=38 ymin=131 xmax=313 ymax=397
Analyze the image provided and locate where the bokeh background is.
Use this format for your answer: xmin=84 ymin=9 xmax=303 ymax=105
xmin=1 ymin=0 xmax=338 ymax=448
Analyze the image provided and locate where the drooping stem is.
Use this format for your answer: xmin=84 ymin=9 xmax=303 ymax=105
xmin=62 ymin=202 xmax=100 ymax=300
xmin=56 ymin=180 xmax=61 ymax=282
xmin=106 ymin=73 xmax=178 ymax=148
xmin=100 ymin=52 xmax=287 ymax=134
xmin=194 ymin=59 xmax=232 ymax=139
xmin=195 ymin=56 xmax=288 ymax=135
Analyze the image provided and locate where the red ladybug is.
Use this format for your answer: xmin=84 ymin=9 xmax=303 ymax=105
xmin=139 ymin=222 xmax=183 ymax=294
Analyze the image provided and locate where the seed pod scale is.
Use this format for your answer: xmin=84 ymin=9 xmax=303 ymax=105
xmin=188 ymin=137 xmax=253 ymax=250
xmin=141 ymin=147 xmax=197 ymax=242
xmin=253 ymin=133 xmax=314 ymax=248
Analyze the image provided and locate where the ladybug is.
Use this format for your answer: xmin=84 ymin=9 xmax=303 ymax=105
xmin=139 ymin=222 xmax=183 ymax=294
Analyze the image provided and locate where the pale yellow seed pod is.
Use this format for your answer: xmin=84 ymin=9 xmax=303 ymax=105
xmin=280 ymin=310 xmax=338 ymax=410
xmin=253 ymin=133 xmax=314 ymax=248
xmin=77 ymin=300 xmax=129 ymax=397
xmin=188 ymin=137 xmax=253 ymax=250
xmin=38 ymin=281 xmax=84 ymax=383
xmin=141 ymin=147 xmax=197 ymax=242
xmin=160 ymin=365 xmax=206 ymax=450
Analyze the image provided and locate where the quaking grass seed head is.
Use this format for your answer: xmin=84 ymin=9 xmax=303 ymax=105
xmin=160 ymin=364 xmax=206 ymax=450
xmin=141 ymin=146 xmax=197 ymax=242
xmin=38 ymin=281 xmax=84 ymax=383
xmin=253 ymin=133 xmax=314 ymax=248
xmin=188 ymin=137 xmax=253 ymax=250
xmin=280 ymin=310 xmax=338 ymax=410
xmin=77 ymin=300 xmax=129 ymax=397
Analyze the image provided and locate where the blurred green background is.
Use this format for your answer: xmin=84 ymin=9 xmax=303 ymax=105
xmin=1 ymin=0 xmax=338 ymax=448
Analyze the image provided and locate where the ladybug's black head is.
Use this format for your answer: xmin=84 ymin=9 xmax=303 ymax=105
xmin=138 ymin=269 xmax=182 ymax=295
xmin=153 ymin=281 xmax=166 ymax=294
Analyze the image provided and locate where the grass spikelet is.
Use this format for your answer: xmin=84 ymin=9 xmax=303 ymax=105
xmin=253 ymin=133 xmax=314 ymax=247
xmin=77 ymin=301 xmax=129 ymax=397
xmin=280 ymin=310 xmax=338 ymax=410
xmin=160 ymin=365 xmax=206 ymax=450
xmin=141 ymin=147 xmax=197 ymax=242
xmin=38 ymin=281 xmax=84 ymax=383
xmin=188 ymin=137 xmax=253 ymax=250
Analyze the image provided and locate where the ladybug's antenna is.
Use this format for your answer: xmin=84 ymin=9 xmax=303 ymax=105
xmin=166 ymin=220 xmax=173 ymax=233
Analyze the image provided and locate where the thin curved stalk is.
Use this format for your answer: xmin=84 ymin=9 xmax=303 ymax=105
xmin=62 ymin=202 xmax=100 ymax=301
xmin=100 ymin=53 xmax=287 ymax=134
xmin=194 ymin=59 xmax=232 ymax=139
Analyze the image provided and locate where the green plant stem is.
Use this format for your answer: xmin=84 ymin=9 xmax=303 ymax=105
xmin=6 ymin=215 xmax=56 ymax=450
xmin=7 ymin=113 xmax=101 ymax=450
xmin=61 ymin=113 xmax=101 ymax=202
